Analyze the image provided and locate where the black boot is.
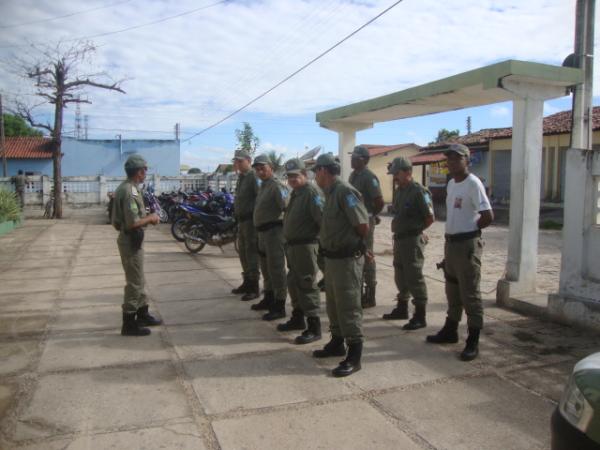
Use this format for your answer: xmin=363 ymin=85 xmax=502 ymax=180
xmin=313 ymin=336 xmax=346 ymax=358
xmin=382 ymin=300 xmax=408 ymax=320
xmin=136 ymin=305 xmax=162 ymax=327
xmin=460 ymin=327 xmax=480 ymax=361
xmin=262 ymin=298 xmax=286 ymax=321
xmin=251 ymin=290 xmax=273 ymax=310
xmin=231 ymin=276 xmax=248 ymax=294
xmin=332 ymin=342 xmax=362 ymax=377
xmin=426 ymin=317 xmax=459 ymax=344
xmin=295 ymin=316 xmax=322 ymax=344
xmin=240 ymin=279 xmax=260 ymax=301
xmin=277 ymin=308 xmax=305 ymax=331
xmin=403 ymin=305 xmax=427 ymax=330
xmin=121 ymin=312 xmax=151 ymax=336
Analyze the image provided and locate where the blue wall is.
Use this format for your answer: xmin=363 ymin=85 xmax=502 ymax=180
xmin=60 ymin=138 xmax=180 ymax=176
xmin=7 ymin=159 xmax=53 ymax=176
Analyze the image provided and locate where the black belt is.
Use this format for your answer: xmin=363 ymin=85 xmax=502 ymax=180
xmin=394 ymin=230 xmax=422 ymax=240
xmin=286 ymin=238 xmax=318 ymax=246
xmin=320 ymin=245 xmax=363 ymax=259
xmin=256 ymin=220 xmax=283 ymax=232
xmin=237 ymin=213 xmax=253 ymax=223
xmin=445 ymin=230 xmax=481 ymax=242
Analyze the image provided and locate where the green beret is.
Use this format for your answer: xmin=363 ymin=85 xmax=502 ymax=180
xmin=388 ymin=156 xmax=412 ymax=174
xmin=284 ymin=158 xmax=305 ymax=175
xmin=124 ymin=154 xmax=147 ymax=170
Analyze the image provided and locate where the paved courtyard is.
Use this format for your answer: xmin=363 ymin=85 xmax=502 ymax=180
xmin=1 ymin=207 xmax=599 ymax=449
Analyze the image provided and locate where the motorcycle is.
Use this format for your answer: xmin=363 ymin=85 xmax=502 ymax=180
xmin=183 ymin=209 xmax=238 ymax=253
xmin=143 ymin=185 xmax=169 ymax=223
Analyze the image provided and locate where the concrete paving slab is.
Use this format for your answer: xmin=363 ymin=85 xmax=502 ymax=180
xmin=39 ymin=330 xmax=170 ymax=372
xmin=152 ymin=281 xmax=233 ymax=302
xmin=14 ymin=364 xmax=191 ymax=441
xmin=0 ymin=312 xmax=49 ymax=338
xmin=169 ymin=321 xmax=289 ymax=360
xmin=321 ymin=335 xmax=478 ymax=391
xmin=206 ymin=266 xmax=245 ymax=281
xmin=65 ymin=274 xmax=125 ymax=291
xmin=70 ymin=263 xmax=124 ymax=276
xmin=0 ymin=340 xmax=39 ymax=376
xmin=0 ymin=383 xmax=17 ymax=425
xmin=504 ymin=360 xmax=575 ymax=402
xmin=0 ymin=291 xmax=57 ymax=313
xmin=146 ymin=269 xmax=223 ymax=286
xmin=0 ymin=278 xmax=64 ymax=295
xmin=212 ymin=400 xmax=421 ymax=450
xmin=7 ymin=258 xmax=71 ymax=270
xmin=14 ymin=421 xmax=206 ymax=450
xmin=72 ymin=255 xmax=121 ymax=266
xmin=50 ymin=305 xmax=121 ymax=332
xmin=0 ymin=267 xmax=67 ymax=281
xmin=158 ymin=298 xmax=257 ymax=325
xmin=60 ymin=287 xmax=122 ymax=309
xmin=374 ymin=375 xmax=554 ymax=450
xmin=185 ymin=350 xmax=353 ymax=414
xmin=145 ymin=260 xmax=203 ymax=273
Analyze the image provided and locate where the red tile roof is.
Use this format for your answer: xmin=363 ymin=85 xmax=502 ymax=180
xmin=359 ymin=143 xmax=419 ymax=158
xmin=3 ymin=137 xmax=53 ymax=159
xmin=411 ymin=152 xmax=446 ymax=165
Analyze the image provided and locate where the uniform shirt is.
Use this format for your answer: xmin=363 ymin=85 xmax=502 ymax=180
xmin=320 ymin=179 xmax=369 ymax=252
xmin=12 ymin=174 xmax=26 ymax=191
xmin=253 ymin=176 xmax=289 ymax=227
xmin=445 ymin=173 xmax=492 ymax=235
xmin=234 ymin=169 xmax=259 ymax=219
xmin=112 ymin=180 xmax=146 ymax=233
xmin=349 ymin=168 xmax=382 ymax=214
xmin=283 ymin=183 xmax=323 ymax=242
xmin=392 ymin=181 xmax=433 ymax=235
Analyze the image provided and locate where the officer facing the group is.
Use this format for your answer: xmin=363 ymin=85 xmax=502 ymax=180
xmin=426 ymin=143 xmax=493 ymax=361
xmin=112 ymin=154 xmax=162 ymax=336
xmin=11 ymin=170 xmax=27 ymax=209
xmin=312 ymin=153 xmax=369 ymax=377
xmin=348 ymin=145 xmax=384 ymax=308
xmin=277 ymin=158 xmax=323 ymax=344
xmin=251 ymin=154 xmax=289 ymax=320
xmin=383 ymin=157 xmax=434 ymax=330
xmin=231 ymin=149 xmax=261 ymax=301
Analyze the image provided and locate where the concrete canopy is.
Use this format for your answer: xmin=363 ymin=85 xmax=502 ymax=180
xmin=316 ymin=60 xmax=582 ymax=128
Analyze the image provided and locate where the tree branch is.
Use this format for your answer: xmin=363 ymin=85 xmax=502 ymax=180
xmin=64 ymin=78 xmax=126 ymax=93
xmin=14 ymin=102 xmax=53 ymax=133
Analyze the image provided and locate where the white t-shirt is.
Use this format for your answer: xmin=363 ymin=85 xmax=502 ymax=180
xmin=445 ymin=174 xmax=492 ymax=235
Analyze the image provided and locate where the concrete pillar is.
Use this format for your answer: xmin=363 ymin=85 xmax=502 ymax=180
xmin=153 ymin=173 xmax=161 ymax=195
xmin=320 ymin=122 xmax=373 ymax=179
xmin=42 ymin=175 xmax=51 ymax=207
xmin=99 ymin=175 xmax=107 ymax=204
xmin=496 ymin=79 xmax=566 ymax=303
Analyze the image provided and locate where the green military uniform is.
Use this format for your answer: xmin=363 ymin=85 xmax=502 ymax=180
xmin=349 ymin=164 xmax=382 ymax=306
xmin=283 ymin=172 xmax=323 ymax=318
xmin=112 ymin=178 xmax=148 ymax=314
xmin=392 ymin=180 xmax=433 ymax=308
xmin=234 ymin=165 xmax=261 ymax=284
xmin=320 ymin=178 xmax=369 ymax=344
xmin=253 ymin=155 xmax=289 ymax=317
xmin=12 ymin=173 xmax=26 ymax=208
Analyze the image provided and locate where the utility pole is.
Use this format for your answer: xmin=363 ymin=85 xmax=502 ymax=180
xmin=466 ymin=116 xmax=472 ymax=134
xmin=84 ymin=115 xmax=89 ymax=140
xmin=570 ymin=0 xmax=595 ymax=150
xmin=75 ymin=100 xmax=82 ymax=139
xmin=0 ymin=94 xmax=6 ymax=176
xmin=174 ymin=123 xmax=180 ymax=141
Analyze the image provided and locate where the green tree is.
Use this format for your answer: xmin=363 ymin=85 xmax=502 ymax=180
xmin=3 ymin=113 xmax=43 ymax=137
xmin=187 ymin=167 xmax=202 ymax=174
xmin=235 ymin=122 xmax=260 ymax=156
xmin=266 ymin=151 xmax=284 ymax=173
xmin=431 ymin=128 xmax=460 ymax=144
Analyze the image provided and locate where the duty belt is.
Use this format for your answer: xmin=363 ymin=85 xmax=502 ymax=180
xmin=320 ymin=245 xmax=363 ymax=259
xmin=286 ymin=238 xmax=318 ymax=246
xmin=445 ymin=230 xmax=481 ymax=243
xmin=255 ymin=220 xmax=283 ymax=232
xmin=394 ymin=230 xmax=421 ymax=240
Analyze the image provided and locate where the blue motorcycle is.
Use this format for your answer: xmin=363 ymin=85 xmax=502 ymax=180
xmin=183 ymin=209 xmax=238 ymax=254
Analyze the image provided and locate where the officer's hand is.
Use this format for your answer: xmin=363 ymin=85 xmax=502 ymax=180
xmin=365 ymin=250 xmax=375 ymax=264
xmin=375 ymin=215 xmax=381 ymax=226
xmin=148 ymin=213 xmax=160 ymax=225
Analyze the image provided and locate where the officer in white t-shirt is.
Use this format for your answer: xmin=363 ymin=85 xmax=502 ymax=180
xmin=426 ymin=143 xmax=493 ymax=361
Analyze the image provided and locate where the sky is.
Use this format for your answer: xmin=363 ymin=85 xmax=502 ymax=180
xmin=0 ymin=0 xmax=598 ymax=172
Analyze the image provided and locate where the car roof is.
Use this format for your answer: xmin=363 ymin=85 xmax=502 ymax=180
xmin=574 ymin=352 xmax=600 ymax=372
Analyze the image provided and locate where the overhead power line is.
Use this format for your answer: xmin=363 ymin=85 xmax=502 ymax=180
xmin=0 ymin=0 xmax=133 ymax=29
xmin=182 ymin=0 xmax=405 ymax=143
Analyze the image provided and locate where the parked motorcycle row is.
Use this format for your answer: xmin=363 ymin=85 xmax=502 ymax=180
xmin=108 ymin=186 xmax=238 ymax=255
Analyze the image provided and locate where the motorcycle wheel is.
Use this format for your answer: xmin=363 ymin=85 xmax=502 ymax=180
xmin=171 ymin=218 xmax=187 ymax=242
xmin=184 ymin=225 xmax=207 ymax=253
xmin=158 ymin=208 xmax=169 ymax=223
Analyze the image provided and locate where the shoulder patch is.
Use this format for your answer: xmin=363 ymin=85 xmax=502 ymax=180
xmin=424 ymin=192 xmax=432 ymax=205
xmin=280 ymin=187 xmax=288 ymax=199
xmin=130 ymin=200 xmax=139 ymax=213
xmin=372 ymin=178 xmax=379 ymax=188
xmin=345 ymin=193 xmax=358 ymax=208
xmin=313 ymin=195 xmax=323 ymax=207
xmin=256 ymin=179 xmax=262 ymax=187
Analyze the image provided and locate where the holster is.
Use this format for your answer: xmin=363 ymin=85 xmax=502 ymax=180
xmin=128 ymin=228 xmax=145 ymax=251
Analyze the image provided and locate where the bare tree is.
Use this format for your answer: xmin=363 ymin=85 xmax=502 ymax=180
xmin=13 ymin=41 xmax=125 ymax=218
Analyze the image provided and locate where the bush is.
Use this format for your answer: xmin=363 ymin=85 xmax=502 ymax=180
xmin=540 ymin=219 xmax=562 ymax=230
xmin=0 ymin=189 xmax=21 ymax=223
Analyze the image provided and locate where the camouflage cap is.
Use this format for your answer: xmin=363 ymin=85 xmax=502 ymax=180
xmin=252 ymin=153 xmax=272 ymax=167
xmin=350 ymin=145 xmax=370 ymax=159
xmin=443 ymin=143 xmax=470 ymax=158
xmin=124 ymin=154 xmax=147 ymax=170
xmin=311 ymin=153 xmax=340 ymax=171
xmin=387 ymin=156 xmax=412 ymax=174
xmin=284 ymin=158 xmax=305 ymax=175
xmin=232 ymin=149 xmax=252 ymax=161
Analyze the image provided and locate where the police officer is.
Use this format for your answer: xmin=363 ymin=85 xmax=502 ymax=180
xmin=231 ymin=149 xmax=261 ymax=301
xmin=251 ymin=154 xmax=289 ymax=320
xmin=112 ymin=154 xmax=162 ymax=336
xmin=312 ymin=153 xmax=369 ymax=377
xmin=277 ymin=158 xmax=323 ymax=344
xmin=348 ymin=145 xmax=384 ymax=308
xmin=426 ymin=144 xmax=493 ymax=361
xmin=11 ymin=170 xmax=26 ymax=209
xmin=383 ymin=157 xmax=434 ymax=330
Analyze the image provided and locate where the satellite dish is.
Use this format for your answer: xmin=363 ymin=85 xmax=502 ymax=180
xmin=299 ymin=145 xmax=321 ymax=161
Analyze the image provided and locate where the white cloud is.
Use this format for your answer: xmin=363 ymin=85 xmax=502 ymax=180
xmin=491 ymin=106 xmax=511 ymax=118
